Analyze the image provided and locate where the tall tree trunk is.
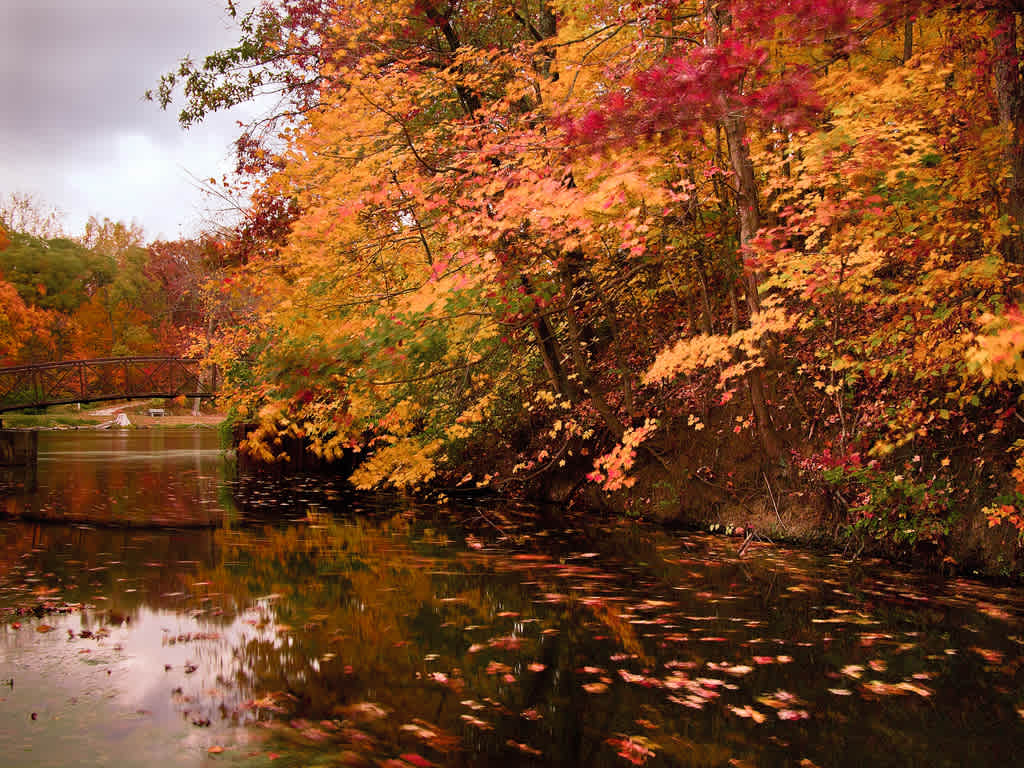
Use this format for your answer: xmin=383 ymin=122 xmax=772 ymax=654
xmin=421 ymin=1 xmax=482 ymax=115
xmin=993 ymin=9 xmax=1024 ymax=263
xmin=520 ymin=276 xmax=576 ymax=401
xmin=706 ymin=1 xmax=782 ymax=459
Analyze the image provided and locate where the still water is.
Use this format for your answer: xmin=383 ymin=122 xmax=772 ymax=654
xmin=2 ymin=430 xmax=1024 ymax=767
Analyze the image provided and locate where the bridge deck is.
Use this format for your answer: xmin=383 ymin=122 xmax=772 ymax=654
xmin=0 ymin=357 xmax=217 ymax=413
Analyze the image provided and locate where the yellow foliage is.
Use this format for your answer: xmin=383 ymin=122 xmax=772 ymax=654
xmin=349 ymin=437 xmax=443 ymax=490
xmin=644 ymin=306 xmax=797 ymax=386
xmin=968 ymin=311 xmax=1024 ymax=384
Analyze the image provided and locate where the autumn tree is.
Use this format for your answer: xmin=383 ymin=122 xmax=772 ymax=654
xmin=0 ymin=191 xmax=65 ymax=239
xmin=155 ymin=0 xmax=1024 ymax=547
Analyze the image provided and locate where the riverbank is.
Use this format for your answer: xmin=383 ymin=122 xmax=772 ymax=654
xmin=1 ymin=402 xmax=225 ymax=430
xmin=564 ymin=450 xmax=1024 ymax=584
xmin=227 ymin=418 xmax=1024 ymax=583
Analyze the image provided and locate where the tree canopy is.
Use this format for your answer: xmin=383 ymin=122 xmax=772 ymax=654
xmin=0 ymin=204 xmax=219 ymax=364
xmin=149 ymin=0 xmax=1024 ymax=545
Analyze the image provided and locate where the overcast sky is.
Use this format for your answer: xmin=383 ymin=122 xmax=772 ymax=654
xmin=1 ymin=0 xmax=263 ymax=242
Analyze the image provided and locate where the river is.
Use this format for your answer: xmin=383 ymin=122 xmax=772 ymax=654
xmin=1 ymin=430 xmax=1023 ymax=767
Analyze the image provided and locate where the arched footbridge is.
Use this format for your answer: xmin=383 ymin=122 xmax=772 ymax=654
xmin=0 ymin=357 xmax=219 ymax=413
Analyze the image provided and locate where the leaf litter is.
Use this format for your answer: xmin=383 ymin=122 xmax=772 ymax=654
xmin=3 ymin=507 xmax=1024 ymax=766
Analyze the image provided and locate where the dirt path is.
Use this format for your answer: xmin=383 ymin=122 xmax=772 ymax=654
xmin=84 ymin=404 xmax=224 ymax=427
xmin=89 ymin=403 xmax=129 ymax=417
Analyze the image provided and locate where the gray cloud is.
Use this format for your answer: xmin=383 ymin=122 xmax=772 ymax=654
xmin=0 ymin=1 xmax=259 ymax=240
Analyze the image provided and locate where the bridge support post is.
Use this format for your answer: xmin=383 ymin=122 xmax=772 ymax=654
xmin=0 ymin=428 xmax=38 ymax=466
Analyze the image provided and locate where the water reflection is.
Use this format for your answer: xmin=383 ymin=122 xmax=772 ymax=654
xmin=1 ymin=434 xmax=1024 ymax=767
xmin=9 ymin=430 xmax=229 ymax=526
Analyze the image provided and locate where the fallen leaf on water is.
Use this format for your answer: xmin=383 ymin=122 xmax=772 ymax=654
xmin=459 ymin=714 xmax=493 ymax=730
xmin=728 ymin=705 xmax=767 ymax=724
xmin=970 ymin=647 xmax=1004 ymax=664
xmin=399 ymin=753 xmax=435 ymax=768
xmin=978 ymin=602 xmax=1012 ymax=621
xmin=583 ymin=682 xmax=609 ymax=694
xmin=725 ymin=665 xmax=754 ymax=677
xmin=208 ymin=746 xmax=224 ymax=754
xmin=506 ymin=740 xmax=543 ymax=757
xmin=606 ymin=735 xmax=658 ymax=766
xmin=757 ymin=690 xmax=806 ymax=710
xmin=400 ymin=723 xmax=437 ymax=740
xmin=36 ymin=624 xmax=54 ymax=633
xmin=667 ymin=694 xmax=706 ymax=709
xmin=619 ymin=670 xmax=661 ymax=687
xmin=341 ymin=701 xmax=390 ymax=721
xmin=485 ymin=661 xmax=512 ymax=675
xmin=861 ymin=680 xmax=910 ymax=697
xmin=778 ymin=709 xmax=810 ymax=721
xmin=489 ymin=635 xmax=522 ymax=651
xmin=896 ymin=681 xmax=933 ymax=697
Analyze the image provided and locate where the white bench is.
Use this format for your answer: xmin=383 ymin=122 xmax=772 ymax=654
xmin=148 ymin=408 xmax=167 ymax=417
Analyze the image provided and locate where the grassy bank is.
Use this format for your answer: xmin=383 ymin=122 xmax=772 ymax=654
xmin=1 ymin=400 xmax=224 ymax=430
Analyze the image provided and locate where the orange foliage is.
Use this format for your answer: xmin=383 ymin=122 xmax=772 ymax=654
xmin=0 ymin=274 xmax=55 ymax=363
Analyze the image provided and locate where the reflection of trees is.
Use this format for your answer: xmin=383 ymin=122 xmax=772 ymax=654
xmin=10 ymin=432 xmax=229 ymax=527
xmin=9 ymin=505 xmax=1021 ymax=766
xmin=182 ymin=516 xmax=773 ymax=766
xmin=180 ymin=513 xmax=1024 ymax=767
xmin=0 ymin=521 xmax=224 ymax=624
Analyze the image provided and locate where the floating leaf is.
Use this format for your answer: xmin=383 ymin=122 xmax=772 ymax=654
xmin=728 ymin=705 xmax=767 ymax=723
xmin=459 ymin=714 xmax=493 ymax=730
xmin=970 ymin=647 xmax=1004 ymax=664
xmin=778 ymin=709 xmax=810 ymax=721
xmin=606 ymin=735 xmax=658 ymax=765
xmin=506 ymin=740 xmax=543 ymax=757
xmin=399 ymin=753 xmax=435 ymax=768
xmin=485 ymin=661 xmax=512 ymax=675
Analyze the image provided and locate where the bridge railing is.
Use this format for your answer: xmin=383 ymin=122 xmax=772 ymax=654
xmin=0 ymin=357 xmax=218 ymax=412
